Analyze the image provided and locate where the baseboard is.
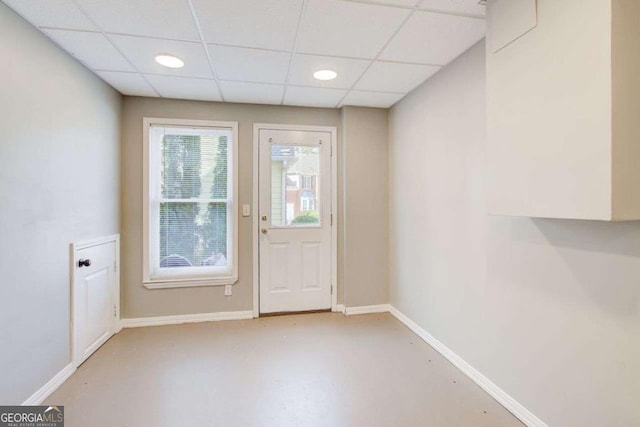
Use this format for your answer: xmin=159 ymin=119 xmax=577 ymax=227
xmin=344 ymin=304 xmax=391 ymax=315
xmin=331 ymin=304 xmax=345 ymax=314
xmin=388 ymin=306 xmax=547 ymax=427
xmin=121 ymin=310 xmax=254 ymax=328
xmin=22 ymin=363 xmax=75 ymax=406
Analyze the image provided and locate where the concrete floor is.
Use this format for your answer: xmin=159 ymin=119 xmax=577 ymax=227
xmin=46 ymin=312 xmax=523 ymax=427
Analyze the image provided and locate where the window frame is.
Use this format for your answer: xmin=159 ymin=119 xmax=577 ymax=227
xmin=142 ymin=117 xmax=239 ymax=289
xmin=301 ymin=174 xmax=312 ymax=190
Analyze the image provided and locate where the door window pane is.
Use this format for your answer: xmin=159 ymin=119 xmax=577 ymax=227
xmin=270 ymin=145 xmax=321 ymax=227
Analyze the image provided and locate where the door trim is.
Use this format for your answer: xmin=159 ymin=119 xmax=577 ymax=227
xmin=252 ymin=124 xmax=338 ymax=317
xmin=70 ymin=234 xmax=120 ymax=368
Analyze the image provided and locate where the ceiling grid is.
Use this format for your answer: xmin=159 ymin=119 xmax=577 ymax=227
xmin=280 ymin=0 xmax=309 ymax=105
xmin=3 ymin=0 xmax=486 ymax=108
xmin=186 ymin=0 xmax=225 ymax=102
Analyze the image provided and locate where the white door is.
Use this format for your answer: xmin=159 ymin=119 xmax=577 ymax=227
xmin=259 ymin=128 xmax=332 ymax=314
xmin=72 ymin=236 xmax=119 ymax=367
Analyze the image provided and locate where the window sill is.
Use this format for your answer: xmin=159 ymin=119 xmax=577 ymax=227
xmin=142 ymin=276 xmax=238 ymax=289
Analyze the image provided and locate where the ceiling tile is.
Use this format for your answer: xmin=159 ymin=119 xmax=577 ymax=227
xmin=109 ymin=35 xmax=212 ymax=78
xmin=288 ymin=54 xmax=370 ymax=89
xmin=3 ymin=0 xmax=97 ymax=31
xmin=96 ymin=71 xmax=157 ymax=97
xmin=75 ymin=0 xmax=199 ymax=40
xmin=43 ymin=29 xmax=134 ymax=71
xmin=419 ymin=0 xmax=486 ymax=16
xmin=380 ymin=10 xmax=485 ymax=65
xmin=144 ymin=75 xmax=221 ymax=102
xmin=191 ymin=0 xmax=302 ymax=51
xmin=219 ymin=81 xmax=284 ymax=105
xmin=353 ymin=0 xmax=418 ymax=6
xmin=284 ymin=86 xmax=347 ymax=108
xmin=355 ymin=61 xmax=440 ymax=93
xmin=341 ymin=90 xmax=405 ymax=108
xmin=209 ymin=45 xmax=290 ymax=84
xmin=297 ymin=0 xmax=410 ymax=59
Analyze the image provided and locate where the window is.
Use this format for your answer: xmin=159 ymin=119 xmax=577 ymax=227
xmin=143 ymin=118 xmax=238 ymax=288
xmin=301 ymin=195 xmax=314 ymax=212
xmin=301 ymin=175 xmax=313 ymax=189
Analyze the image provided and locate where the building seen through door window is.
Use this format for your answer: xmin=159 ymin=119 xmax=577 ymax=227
xmin=271 ymin=145 xmax=321 ymax=226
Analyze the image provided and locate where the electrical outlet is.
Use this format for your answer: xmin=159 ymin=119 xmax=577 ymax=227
xmin=224 ymin=285 xmax=232 ymax=296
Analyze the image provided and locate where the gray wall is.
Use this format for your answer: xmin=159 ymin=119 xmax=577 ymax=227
xmin=0 ymin=3 xmax=121 ymax=404
xmin=389 ymin=41 xmax=640 ymax=427
xmin=342 ymin=106 xmax=389 ymax=307
xmin=121 ymin=97 xmax=346 ymax=317
xmin=612 ymin=0 xmax=640 ymax=218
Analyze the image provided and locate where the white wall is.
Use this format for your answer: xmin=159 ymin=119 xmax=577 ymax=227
xmin=389 ymin=41 xmax=640 ymax=426
xmin=0 ymin=3 xmax=121 ymax=404
xmin=486 ymin=0 xmax=612 ymax=220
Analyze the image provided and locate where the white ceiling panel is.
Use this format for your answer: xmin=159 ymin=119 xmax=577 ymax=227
xmin=110 ymin=35 xmax=212 ymax=78
xmin=7 ymin=0 xmax=487 ymax=107
xmin=97 ymin=71 xmax=157 ymax=97
xmin=191 ymin=0 xmax=302 ymax=51
xmin=284 ymin=86 xmax=347 ymax=108
xmin=341 ymin=90 xmax=405 ymax=108
xmin=219 ymin=81 xmax=285 ymax=105
xmin=420 ymin=0 xmax=486 ymax=16
xmin=380 ymin=10 xmax=485 ymax=65
xmin=356 ymin=61 xmax=440 ymax=93
xmin=352 ymin=0 xmax=419 ymax=6
xmin=297 ymin=0 xmax=410 ymax=59
xmin=209 ymin=45 xmax=290 ymax=84
xmin=43 ymin=29 xmax=134 ymax=71
xmin=288 ymin=54 xmax=370 ymax=89
xmin=3 ymin=0 xmax=97 ymax=30
xmin=75 ymin=0 xmax=199 ymax=41
xmin=144 ymin=75 xmax=221 ymax=102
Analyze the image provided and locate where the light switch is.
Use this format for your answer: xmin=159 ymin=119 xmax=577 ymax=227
xmin=242 ymin=204 xmax=251 ymax=217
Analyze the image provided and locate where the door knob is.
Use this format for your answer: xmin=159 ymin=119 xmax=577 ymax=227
xmin=261 ymin=228 xmax=268 ymax=234
xmin=78 ymin=259 xmax=92 ymax=268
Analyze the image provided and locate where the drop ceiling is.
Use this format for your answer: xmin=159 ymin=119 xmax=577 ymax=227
xmin=3 ymin=0 xmax=486 ymax=108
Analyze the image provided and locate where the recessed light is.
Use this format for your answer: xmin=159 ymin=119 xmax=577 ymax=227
xmin=313 ymin=69 xmax=338 ymax=81
xmin=155 ymin=54 xmax=184 ymax=68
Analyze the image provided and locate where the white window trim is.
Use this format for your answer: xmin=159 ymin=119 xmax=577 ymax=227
xmin=142 ymin=117 xmax=239 ymax=289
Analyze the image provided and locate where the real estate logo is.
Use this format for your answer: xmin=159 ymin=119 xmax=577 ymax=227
xmin=0 ymin=406 xmax=64 ymax=427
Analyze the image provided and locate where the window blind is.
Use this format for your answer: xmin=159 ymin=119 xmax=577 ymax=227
xmin=149 ymin=125 xmax=232 ymax=278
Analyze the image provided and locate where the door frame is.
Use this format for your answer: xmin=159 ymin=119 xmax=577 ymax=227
xmin=252 ymin=123 xmax=338 ymax=317
xmin=70 ymin=234 xmax=120 ymax=368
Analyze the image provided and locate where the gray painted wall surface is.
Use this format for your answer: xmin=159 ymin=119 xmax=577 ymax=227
xmin=389 ymin=41 xmax=640 ymax=426
xmin=342 ymin=106 xmax=389 ymax=307
xmin=121 ymin=97 xmax=345 ymax=317
xmin=0 ymin=3 xmax=121 ymax=404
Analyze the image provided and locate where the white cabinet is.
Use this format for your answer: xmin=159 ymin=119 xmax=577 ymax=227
xmin=486 ymin=0 xmax=640 ymax=220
